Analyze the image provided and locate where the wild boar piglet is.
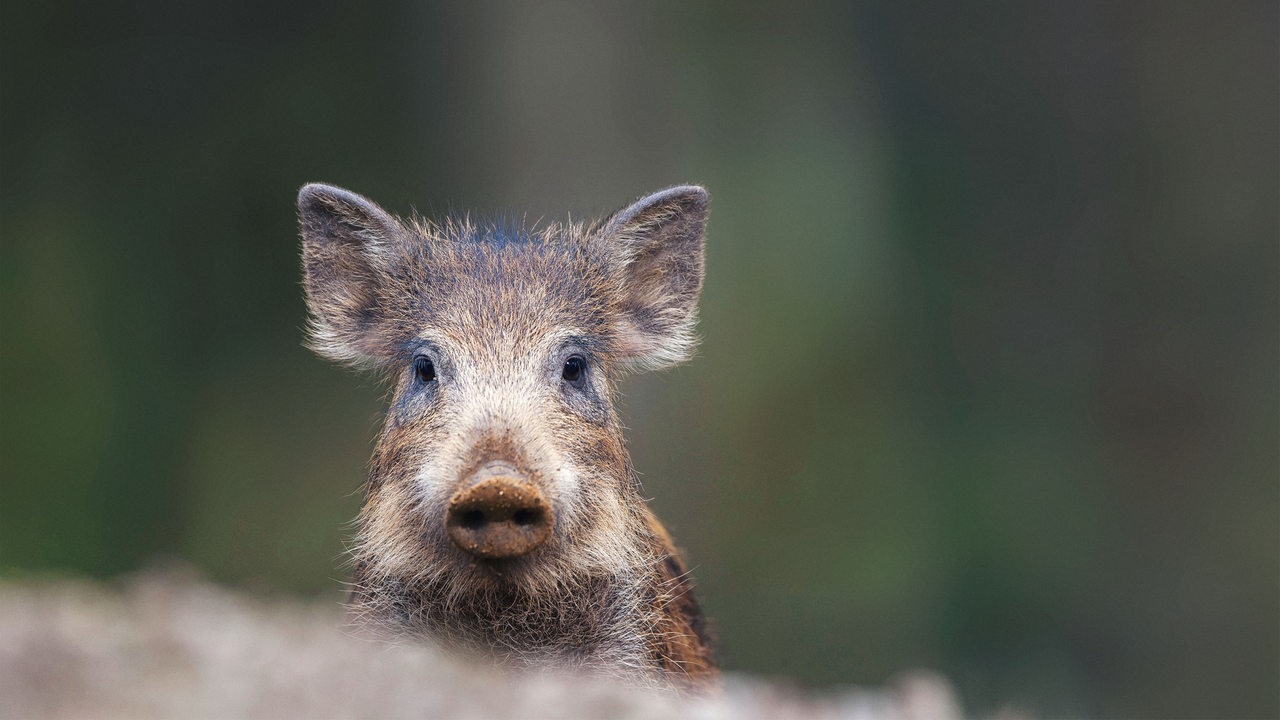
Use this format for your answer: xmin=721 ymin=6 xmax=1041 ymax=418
xmin=298 ymin=183 xmax=716 ymax=690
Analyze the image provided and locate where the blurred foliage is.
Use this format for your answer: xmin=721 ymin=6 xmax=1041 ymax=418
xmin=2 ymin=1 xmax=1276 ymax=717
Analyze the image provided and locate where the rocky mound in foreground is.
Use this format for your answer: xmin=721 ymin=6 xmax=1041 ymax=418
xmin=0 ymin=569 xmax=964 ymax=720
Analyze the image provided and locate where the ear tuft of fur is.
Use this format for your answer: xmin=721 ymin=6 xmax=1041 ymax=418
xmin=298 ymin=183 xmax=404 ymax=368
xmin=596 ymin=186 xmax=709 ymax=373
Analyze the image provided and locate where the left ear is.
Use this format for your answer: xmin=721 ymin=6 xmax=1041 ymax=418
xmin=597 ymin=185 xmax=708 ymax=372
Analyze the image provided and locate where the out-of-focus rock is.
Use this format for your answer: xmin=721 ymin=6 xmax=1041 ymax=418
xmin=0 ymin=569 xmax=966 ymax=720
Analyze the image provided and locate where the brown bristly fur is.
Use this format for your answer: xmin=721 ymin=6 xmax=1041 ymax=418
xmin=299 ymin=183 xmax=717 ymax=691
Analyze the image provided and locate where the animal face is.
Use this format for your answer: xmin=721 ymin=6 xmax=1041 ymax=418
xmin=298 ymin=185 xmax=708 ymax=598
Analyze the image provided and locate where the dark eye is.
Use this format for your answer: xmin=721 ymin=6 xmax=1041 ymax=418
xmin=414 ymin=356 xmax=436 ymax=384
xmin=562 ymin=355 xmax=586 ymax=388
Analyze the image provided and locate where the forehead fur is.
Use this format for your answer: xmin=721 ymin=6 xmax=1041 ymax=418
xmin=379 ymin=217 xmax=618 ymax=359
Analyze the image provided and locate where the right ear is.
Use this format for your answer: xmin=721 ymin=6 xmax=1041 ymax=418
xmin=298 ymin=183 xmax=404 ymax=367
xmin=595 ymin=185 xmax=708 ymax=372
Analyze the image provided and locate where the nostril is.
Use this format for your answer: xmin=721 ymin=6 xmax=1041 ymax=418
xmin=512 ymin=509 xmax=537 ymax=526
xmin=460 ymin=509 xmax=486 ymax=529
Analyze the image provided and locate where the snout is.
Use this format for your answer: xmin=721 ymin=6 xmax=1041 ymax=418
xmin=446 ymin=473 xmax=553 ymax=560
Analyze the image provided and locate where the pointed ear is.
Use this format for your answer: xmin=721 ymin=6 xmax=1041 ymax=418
xmin=298 ymin=183 xmax=404 ymax=367
xmin=598 ymin=185 xmax=708 ymax=372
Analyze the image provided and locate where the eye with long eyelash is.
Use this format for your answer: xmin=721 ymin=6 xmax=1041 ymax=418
xmin=413 ymin=355 xmax=436 ymax=384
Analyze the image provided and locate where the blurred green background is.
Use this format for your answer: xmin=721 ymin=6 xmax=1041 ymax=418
xmin=2 ymin=1 xmax=1276 ymax=717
